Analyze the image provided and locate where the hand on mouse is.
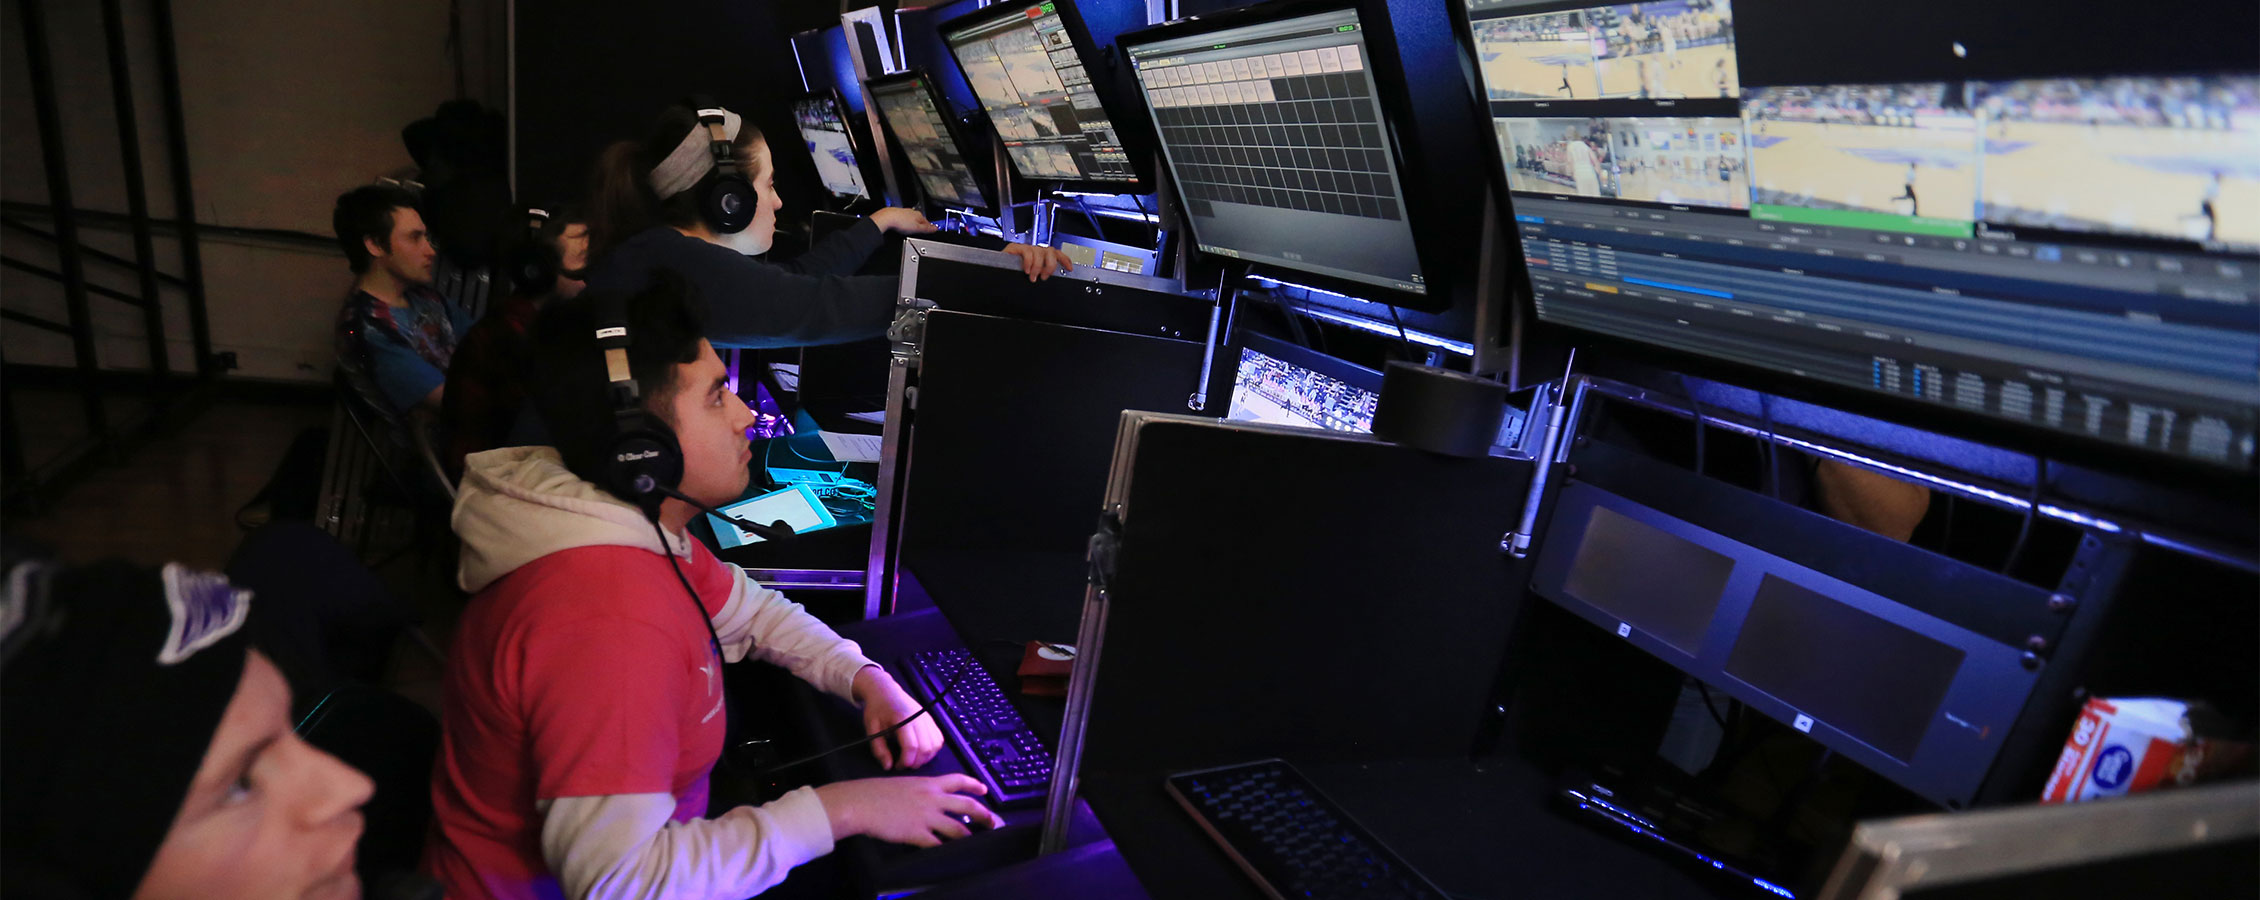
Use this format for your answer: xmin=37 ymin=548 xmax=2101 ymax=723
xmin=853 ymin=665 xmax=944 ymax=770
xmin=816 ymin=775 xmax=1003 ymax=847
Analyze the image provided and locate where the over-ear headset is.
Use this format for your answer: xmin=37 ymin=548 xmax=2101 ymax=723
xmin=593 ymin=291 xmax=683 ymax=520
xmin=508 ymin=207 xmax=558 ymax=295
xmin=688 ymin=96 xmax=756 ymax=234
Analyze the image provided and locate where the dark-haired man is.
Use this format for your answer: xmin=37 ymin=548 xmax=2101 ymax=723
xmin=426 ymin=272 xmax=998 ymax=899
xmin=333 ymin=183 xmax=465 ymax=417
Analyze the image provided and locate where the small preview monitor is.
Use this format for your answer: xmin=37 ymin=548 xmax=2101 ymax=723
xmin=1121 ymin=4 xmax=1432 ymax=299
xmin=708 ymin=483 xmax=840 ymax=550
xmin=1226 ymin=330 xmax=1383 ymax=434
xmin=941 ymin=0 xmax=1144 ymax=188
xmin=791 ymin=91 xmax=870 ymax=200
xmin=1455 ymin=0 xmax=2260 ymax=471
xmin=868 ymin=70 xmax=993 ymax=211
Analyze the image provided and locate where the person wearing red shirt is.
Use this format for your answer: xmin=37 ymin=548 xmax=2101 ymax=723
xmin=425 ymin=271 xmax=999 ymax=899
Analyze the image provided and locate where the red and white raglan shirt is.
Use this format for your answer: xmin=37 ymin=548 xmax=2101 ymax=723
xmin=426 ymin=447 xmax=878 ymax=900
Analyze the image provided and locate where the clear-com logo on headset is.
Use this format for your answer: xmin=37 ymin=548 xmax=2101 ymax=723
xmin=617 ymin=449 xmax=664 ymax=462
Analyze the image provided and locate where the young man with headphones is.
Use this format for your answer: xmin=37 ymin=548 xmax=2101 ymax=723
xmin=580 ymin=101 xmax=1073 ymax=350
xmin=426 ymin=271 xmax=1001 ymax=899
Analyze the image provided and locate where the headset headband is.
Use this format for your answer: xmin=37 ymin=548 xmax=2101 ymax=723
xmin=649 ymin=107 xmax=742 ymax=200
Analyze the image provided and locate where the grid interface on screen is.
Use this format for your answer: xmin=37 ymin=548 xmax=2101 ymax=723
xmin=1138 ymin=45 xmax=1401 ymax=221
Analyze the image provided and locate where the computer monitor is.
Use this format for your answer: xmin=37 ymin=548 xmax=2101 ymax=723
xmin=1120 ymin=3 xmax=1435 ymax=304
xmin=1818 ymin=780 xmax=2259 ymax=899
xmin=791 ymin=90 xmax=870 ymax=200
xmin=1225 ymin=330 xmax=1383 ymax=434
xmin=940 ymin=0 xmax=1146 ymax=189
xmin=1530 ymin=480 xmax=2043 ymax=808
xmin=867 ymin=70 xmax=993 ymax=211
xmin=1455 ymin=0 xmax=2260 ymax=471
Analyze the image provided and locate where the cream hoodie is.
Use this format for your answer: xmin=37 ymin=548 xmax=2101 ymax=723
xmin=452 ymin=447 xmax=877 ymax=900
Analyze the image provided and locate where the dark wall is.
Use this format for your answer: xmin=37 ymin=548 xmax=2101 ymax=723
xmin=515 ymin=0 xmax=821 ymax=214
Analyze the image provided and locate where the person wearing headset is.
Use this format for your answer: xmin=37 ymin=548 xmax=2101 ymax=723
xmin=1 ymin=553 xmax=376 ymax=900
xmin=425 ymin=272 xmax=1002 ymax=900
xmin=441 ymin=205 xmax=591 ymax=476
xmin=580 ymin=100 xmax=1073 ymax=350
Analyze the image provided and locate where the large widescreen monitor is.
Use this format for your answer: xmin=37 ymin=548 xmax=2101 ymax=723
xmin=791 ymin=90 xmax=870 ymax=200
xmin=868 ymin=70 xmax=993 ymax=211
xmin=1457 ymin=0 xmax=2260 ymax=471
xmin=941 ymin=0 xmax=1145 ymax=189
xmin=1120 ymin=3 xmax=1435 ymax=304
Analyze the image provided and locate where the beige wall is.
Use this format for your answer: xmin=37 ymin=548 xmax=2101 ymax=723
xmin=2 ymin=0 xmax=503 ymax=383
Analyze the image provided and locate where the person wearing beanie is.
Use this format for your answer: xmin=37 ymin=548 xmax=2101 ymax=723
xmin=1 ymin=550 xmax=375 ymax=900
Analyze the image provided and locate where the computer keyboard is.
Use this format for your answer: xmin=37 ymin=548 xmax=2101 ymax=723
xmin=1165 ymin=759 xmax=1449 ymax=900
xmin=903 ymin=648 xmax=1052 ymax=807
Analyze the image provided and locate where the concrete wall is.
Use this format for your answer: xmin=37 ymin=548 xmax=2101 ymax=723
xmin=1 ymin=0 xmax=502 ymax=384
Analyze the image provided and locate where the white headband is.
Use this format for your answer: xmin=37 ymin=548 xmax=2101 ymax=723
xmin=648 ymin=107 xmax=743 ymax=200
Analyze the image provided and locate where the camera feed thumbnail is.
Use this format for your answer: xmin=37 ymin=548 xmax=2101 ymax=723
xmin=1973 ymin=76 xmax=2259 ymax=247
xmin=1472 ymin=0 xmax=1737 ymax=101
xmin=1501 ymin=118 xmax=1614 ymax=196
xmin=1745 ymin=84 xmax=1976 ymax=231
xmin=1499 ymin=116 xmax=1748 ymax=209
xmin=1590 ymin=0 xmax=1738 ymax=100
xmin=1474 ymin=11 xmax=1600 ymax=100
xmin=1607 ymin=118 xmax=1747 ymax=207
xmin=1228 ymin=348 xmax=1378 ymax=434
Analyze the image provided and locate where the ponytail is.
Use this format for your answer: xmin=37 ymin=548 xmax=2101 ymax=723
xmin=584 ymin=139 xmax=656 ymax=264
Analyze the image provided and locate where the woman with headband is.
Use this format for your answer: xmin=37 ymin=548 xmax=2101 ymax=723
xmin=580 ymin=100 xmax=1073 ymax=349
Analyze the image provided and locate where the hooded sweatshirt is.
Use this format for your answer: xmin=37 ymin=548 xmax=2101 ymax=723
xmin=426 ymin=447 xmax=878 ymax=900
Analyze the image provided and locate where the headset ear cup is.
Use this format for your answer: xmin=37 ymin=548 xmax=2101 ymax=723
xmin=703 ymin=173 xmax=756 ymax=234
xmin=605 ymin=412 xmax=684 ymax=515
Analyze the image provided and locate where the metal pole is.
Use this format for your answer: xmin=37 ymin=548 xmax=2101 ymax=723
xmin=19 ymin=0 xmax=110 ymax=442
xmin=100 ymin=0 xmax=171 ymax=378
xmin=148 ymin=0 xmax=216 ymax=379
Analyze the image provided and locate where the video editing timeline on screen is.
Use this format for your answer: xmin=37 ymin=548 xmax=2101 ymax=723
xmin=792 ymin=93 xmax=870 ymax=199
xmin=1460 ymin=0 xmax=2260 ymax=466
xmin=944 ymin=0 xmax=1138 ymax=184
xmin=871 ymin=74 xmax=990 ymax=209
xmin=1124 ymin=8 xmax=1429 ymax=296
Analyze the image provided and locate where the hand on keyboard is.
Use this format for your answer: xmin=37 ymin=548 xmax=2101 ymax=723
xmin=854 ymin=665 xmax=946 ymax=770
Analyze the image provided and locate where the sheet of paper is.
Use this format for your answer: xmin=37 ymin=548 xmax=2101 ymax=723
xmin=844 ymin=410 xmax=886 ymax=424
xmin=769 ymin=363 xmax=801 ymax=392
xmin=818 ymin=431 xmax=885 ymax=463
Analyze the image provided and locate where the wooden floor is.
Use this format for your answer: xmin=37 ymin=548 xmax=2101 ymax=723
xmin=6 ymin=390 xmax=330 ymax=569
xmin=4 ymin=387 xmax=450 ymax=712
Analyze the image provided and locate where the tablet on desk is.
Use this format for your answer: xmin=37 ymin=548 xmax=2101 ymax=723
xmin=708 ymin=483 xmax=839 ymax=549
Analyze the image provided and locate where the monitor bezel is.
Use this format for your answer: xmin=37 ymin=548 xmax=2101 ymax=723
xmin=1117 ymin=0 xmax=1451 ymax=311
xmin=791 ymin=87 xmax=876 ymax=202
xmin=865 ymin=68 xmax=1000 ymax=216
xmin=936 ymin=0 xmax=1158 ymax=194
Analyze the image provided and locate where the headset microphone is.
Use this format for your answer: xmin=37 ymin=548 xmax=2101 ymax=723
xmin=651 ymin=484 xmax=798 ymax=543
